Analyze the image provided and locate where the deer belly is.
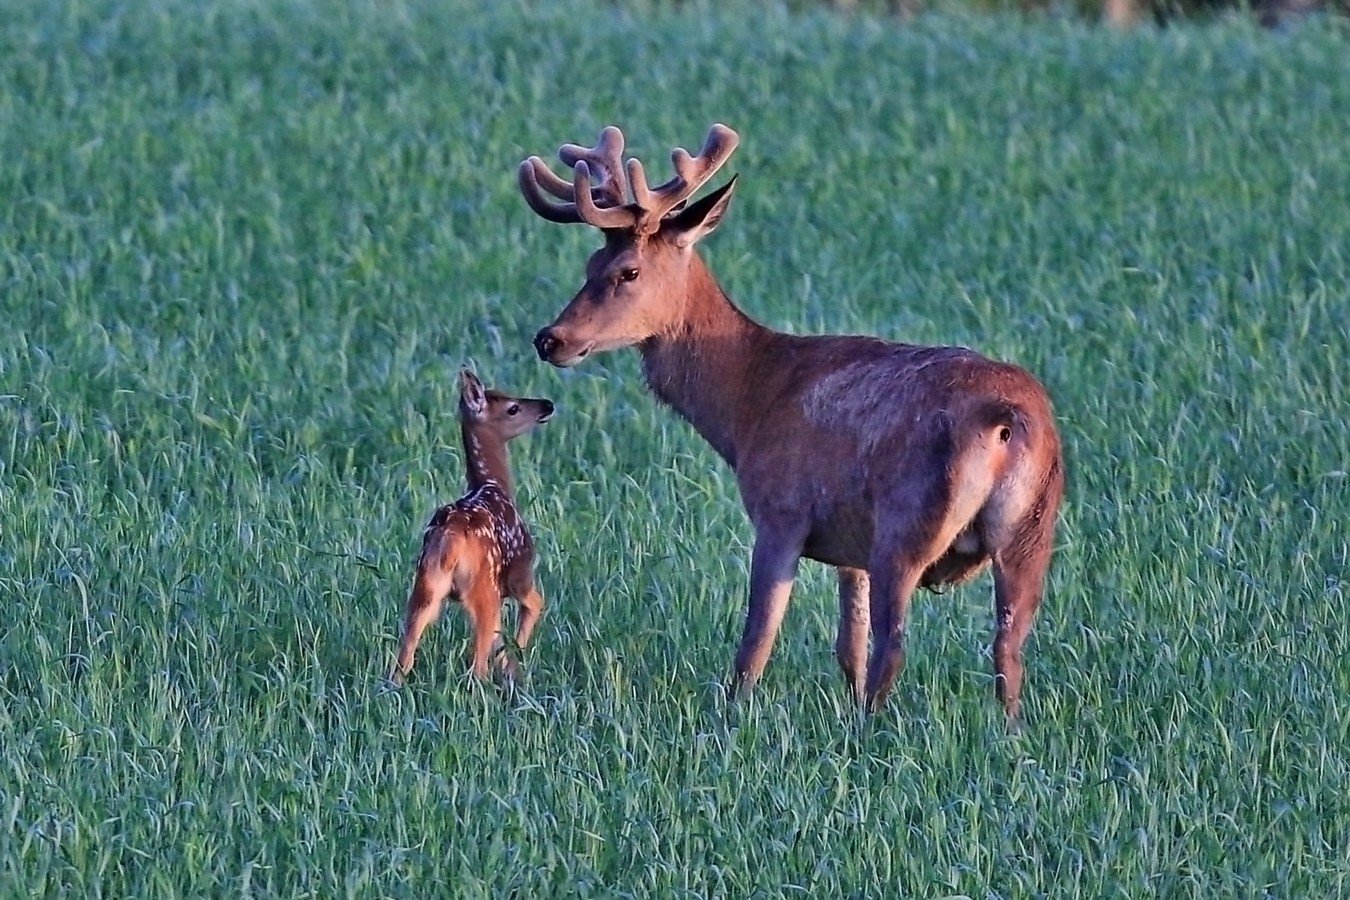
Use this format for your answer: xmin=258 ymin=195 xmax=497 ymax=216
xmin=802 ymin=519 xmax=873 ymax=568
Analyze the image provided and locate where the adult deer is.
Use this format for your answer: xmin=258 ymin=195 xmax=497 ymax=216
xmin=392 ymin=370 xmax=553 ymax=683
xmin=520 ymin=124 xmax=1063 ymax=720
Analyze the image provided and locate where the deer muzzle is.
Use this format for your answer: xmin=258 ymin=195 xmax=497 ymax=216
xmin=533 ymin=327 xmax=591 ymax=367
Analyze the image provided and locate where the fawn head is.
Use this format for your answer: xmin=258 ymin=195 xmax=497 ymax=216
xmin=459 ymin=369 xmax=554 ymax=441
xmin=520 ymin=125 xmax=740 ymax=366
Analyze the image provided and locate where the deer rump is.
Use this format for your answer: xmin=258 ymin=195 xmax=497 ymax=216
xmin=732 ymin=334 xmax=1058 ymax=591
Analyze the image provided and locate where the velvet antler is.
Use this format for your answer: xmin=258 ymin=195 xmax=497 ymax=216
xmin=519 ymin=124 xmax=740 ymax=234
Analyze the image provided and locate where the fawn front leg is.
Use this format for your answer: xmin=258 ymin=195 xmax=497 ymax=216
xmin=515 ymin=585 xmax=545 ymax=653
xmin=494 ymin=584 xmax=545 ymax=682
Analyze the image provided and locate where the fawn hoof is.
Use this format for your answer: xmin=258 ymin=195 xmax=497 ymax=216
xmin=731 ymin=672 xmax=759 ymax=702
xmin=492 ymin=656 xmax=522 ymax=688
xmin=864 ymin=687 xmax=890 ymax=716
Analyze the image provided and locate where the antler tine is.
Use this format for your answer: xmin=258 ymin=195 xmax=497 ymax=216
xmin=527 ymin=156 xmax=576 ymax=201
xmin=636 ymin=123 xmax=740 ymax=233
xmin=627 ymin=157 xmax=654 ymax=211
xmin=559 ymin=126 xmax=629 ymax=209
xmin=519 ymin=157 xmax=586 ymax=224
xmin=519 ymin=128 xmax=640 ymax=229
xmin=519 ymin=124 xmax=739 ymax=232
xmin=571 ymin=161 xmax=638 ymax=230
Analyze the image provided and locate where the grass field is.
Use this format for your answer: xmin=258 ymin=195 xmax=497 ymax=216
xmin=2 ymin=0 xmax=1348 ymax=895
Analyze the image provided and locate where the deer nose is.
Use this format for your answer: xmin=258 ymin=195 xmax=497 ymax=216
xmin=534 ymin=328 xmax=560 ymax=361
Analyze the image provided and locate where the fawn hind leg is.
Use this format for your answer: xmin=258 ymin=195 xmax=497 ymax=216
xmin=461 ymin=578 xmax=505 ymax=680
xmin=393 ymin=567 xmax=453 ymax=682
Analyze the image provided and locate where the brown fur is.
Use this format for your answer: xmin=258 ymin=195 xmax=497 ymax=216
xmin=524 ymin=125 xmax=1064 ymax=721
xmin=390 ymin=371 xmax=553 ymax=683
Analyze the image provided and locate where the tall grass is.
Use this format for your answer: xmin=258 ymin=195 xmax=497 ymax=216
xmin=1 ymin=0 xmax=1347 ymax=894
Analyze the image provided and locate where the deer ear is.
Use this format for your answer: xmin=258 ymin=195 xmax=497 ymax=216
xmin=668 ymin=176 xmax=737 ymax=248
xmin=459 ymin=369 xmax=487 ymax=417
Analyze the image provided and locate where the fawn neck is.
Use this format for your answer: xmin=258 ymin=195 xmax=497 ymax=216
xmin=639 ymin=257 xmax=773 ymax=466
xmin=461 ymin=418 xmax=515 ymax=498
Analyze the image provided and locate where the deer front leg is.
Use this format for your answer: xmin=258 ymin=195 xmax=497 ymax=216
xmin=732 ymin=524 xmax=806 ymax=699
xmin=835 ymin=567 xmax=871 ymax=708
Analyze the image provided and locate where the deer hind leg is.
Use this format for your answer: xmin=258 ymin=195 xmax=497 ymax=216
xmin=835 ymin=567 xmax=870 ymax=708
xmin=865 ymin=478 xmax=988 ymax=713
xmin=991 ymin=513 xmax=1057 ymax=725
xmin=863 ymin=551 xmax=926 ymax=714
xmin=984 ymin=444 xmax=1063 ymax=725
xmin=393 ymin=565 xmax=454 ymax=683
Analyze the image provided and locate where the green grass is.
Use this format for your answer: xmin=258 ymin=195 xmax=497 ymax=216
xmin=2 ymin=0 xmax=1348 ymax=894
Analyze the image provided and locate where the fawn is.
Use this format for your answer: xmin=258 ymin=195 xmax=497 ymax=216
xmin=392 ymin=369 xmax=553 ymax=683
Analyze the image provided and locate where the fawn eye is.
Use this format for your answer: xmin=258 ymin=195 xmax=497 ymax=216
xmin=619 ymin=267 xmax=639 ymax=283
xmin=507 ymin=404 xmax=520 ymax=416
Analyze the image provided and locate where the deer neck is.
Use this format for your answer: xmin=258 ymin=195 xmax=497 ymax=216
xmin=461 ymin=420 xmax=514 ymax=498
xmin=639 ymin=258 xmax=771 ymax=466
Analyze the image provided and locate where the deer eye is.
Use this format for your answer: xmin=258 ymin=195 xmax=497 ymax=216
xmin=507 ymin=404 xmax=520 ymax=416
xmin=619 ymin=267 xmax=639 ymax=283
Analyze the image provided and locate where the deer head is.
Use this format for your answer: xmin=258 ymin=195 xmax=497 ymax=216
xmin=459 ymin=369 xmax=554 ymax=440
xmin=520 ymin=124 xmax=741 ymax=366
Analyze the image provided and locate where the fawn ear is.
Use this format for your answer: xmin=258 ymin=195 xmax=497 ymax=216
xmin=459 ymin=369 xmax=487 ymax=418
